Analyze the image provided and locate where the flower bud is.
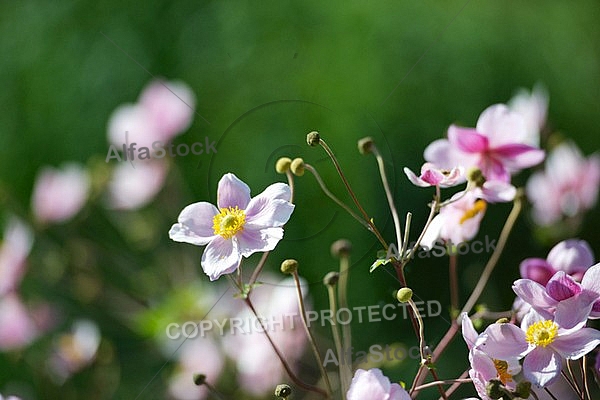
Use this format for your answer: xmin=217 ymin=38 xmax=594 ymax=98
xmin=396 ymin=287 xmax=413 ymax=303
xmin=331 ymin=239 xmax=352 ymax=257
xmin=193 ymin=373 xmax=206 ymax=386
xmin=274 ymin=383 xmax=292 ymax=398
xmin=290 ymin=158 xmax=305 ymax=176
xmin=275 ymin=157 xmax=292 ymax=174
xmin=357 ymin=137 xmax=374 ymax=155
xmin=495 ymin=317 xmax=509 ymax=324
xmin=514 ymin=381 xmax=531 ymax=399
xmin=280 ymin=259 xmax=299 ymax=274
xmin=467 ymin=167 xmax=486 ymax=187
xmin=485 ymin=379 xmax=504 ymax=399
xmin=323 ymin=271 xmax=339 ymax=286
xmin=306 ymin=131 xmax=321 ymax=147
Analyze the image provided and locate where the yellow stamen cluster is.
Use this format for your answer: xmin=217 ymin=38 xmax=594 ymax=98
xmin=212 ymin=207 xmax=246 ymax=239
xmin=526 ymin=320 xmax=558 ymax=347
xmin=493 ymin=359 xmax=513 ymax=385
xmin=459 ymin=199 xmax=487 ymax=224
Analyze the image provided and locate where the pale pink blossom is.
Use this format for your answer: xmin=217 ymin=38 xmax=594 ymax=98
xmin=526 ymin=141 xmax=600 ymax=226
xmin=519 ymin=239 xmax=595 ymax=285
xmin=0 ymin=394 xmax=22 ymax=400
xmin=169 ymin=173 xmax=294 ymax=281
xmin=31 ymin=163 xmax=90 ymax=224
xmin=507 ymin=85 xmax=548 ymax=147
xmin=0 ymin=218 xmax=33 ymax=297
xmin=403 ymin=163 xmax=464 ymax=188
xmin=0 ymin=294 xmax=39 ymax=351
xmin=346 ymin=368 xmax=410 ymax=400
xmin=421 ymin=191 xmax=486 ymax=250
xmin=425 ymin=104 xmax=545 ymax=183
xmin=106 ymin=160 xmax=168 ymax=210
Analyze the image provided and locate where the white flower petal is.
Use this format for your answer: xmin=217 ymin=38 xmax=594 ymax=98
xmin=237 ymin=227 xmax=284 ymax=258
xmin=217 ymin=173 xmax=251 ymax=209
xmin=201 ymin=237 xmax=241 ymax=281
xmin=169 ymin=202 xmax=219 ymax=245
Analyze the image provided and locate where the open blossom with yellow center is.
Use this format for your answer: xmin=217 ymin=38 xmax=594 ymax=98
xmin=459 ymin=199 xmax=486 ymax=224
xmin=169 ymin=173 xmax=294 ymax=281
xmin=525 ymin=320 xmax=558 ymax=347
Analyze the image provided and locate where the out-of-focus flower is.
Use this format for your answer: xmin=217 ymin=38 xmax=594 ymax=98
xmin=425 ymin=104 xmax=545 ymax=183
xmin=526 ymin=141 xmax=600 ymax=226
xmin=223 ymin=276 xmax=307 ymax=396
xmin=520 ymin=239 xmax=595 ymax=285
xmin=0 ymin=394 xmax=22 ymax=400
xmin=403 ymin=163 xmax=464 ymax=188
xmin=461 ymin=313 xmax=521 ymax=400
xmin=168 ymin=337 xmax=224 ymax=400
xmin=106 ymin=160 xmax=168 ymax=210
xmin=477 ymin=309 xmax=600 ymax=387
xmin=346 ymin=368 xmax=410 ymax=400
xmin=169 ymin=173 xmax=295 ymax=281
xmin=31 ymin=163 xmax=90 ymax=224
xmin=508 ymin=85 xmax=548 ymax=147
xmin=48 ymin=320 xmax=101 ymax=383
xmin=0 ymin=294 xmax=39 ymax=351
xmin=472 ymin=180 xmax=517 ymax=203
xmin=421 ymin=191 xmax=486 ymax=250
xmin=513 ymin=263 xmax=600 ymax=324
xmin=0 ymin=218 xmax=33 ymax=297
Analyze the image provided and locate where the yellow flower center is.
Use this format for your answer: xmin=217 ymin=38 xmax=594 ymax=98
xmin=493 ymin=359 xmax=512 ymax=385
xmin=459 ymin=199 xmax=487 ymax=224
xmin=212 ymin=207 xmax=246 ymax=239
xmin=526 ymin=320 xmax=558 ymax=347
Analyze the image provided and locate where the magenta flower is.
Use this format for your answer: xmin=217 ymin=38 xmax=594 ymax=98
xmin=31 ymin=163 xmax=90 ymax=224
xmin=461 ymin=313 xmax=521 ymax=399
xmin=476 ymin=309 xmax=600 ymax=387
xmin=519 ymin=239 xmax=595 ymax=285
xmin=169 ymin=173 xmax=295 ymax=281
xmin=513 ymin=263 xmax=600 ymax=324
xmin=403 ymin=163 xmax=464 ymax=188
xmin=347 ymin=368 xmax=410 ymax=400
xmin=526 ymin=141 xmax=600 ymax=226
xmin=425 ymin=104 xmax=545 ymax=183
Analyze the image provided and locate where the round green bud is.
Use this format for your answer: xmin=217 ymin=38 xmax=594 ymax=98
xmin=357 ymin=137 xmax=374 ymax=155
xmin=485 ymin=379 xmax=504 ymax=399
xmin=275 ymin=157 xmax=292 ymax=174
xmin=323 ymin=271 xmax=340 ymax=286
xmin=193 ymin=373 xmax=206 ymax=386
xmin=467 ymin=166 xmax=486 ymax=187
xmin=280 ymin=259 xmax=299 ymax=274
xmin=306 ymin=131 xmax=321 ymax=147
xmin=396 ymin=287 xmax=413 ymax=303
xmin=495 ymin=317 xmax=510 ymax=324
xmin=514 ymin=381 xmax=531 ymax=398
xmin=290 ymin=158 xmax=305 ymax=176
xmin=331 ymin=239 xmax=352 ymax=257
xmin=274 ymin=383 xmax=292 ymax=398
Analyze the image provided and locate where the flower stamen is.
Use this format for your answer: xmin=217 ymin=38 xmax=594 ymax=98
xmin=213 ymin=207 xmax=246 ymax=239
xmin=493 ymin=359 xmax=512 ymax=385
xmin=459 ymin=199 xmax=487 ymax=224
xmin=525 ymin=320 xmax=558 ymax=347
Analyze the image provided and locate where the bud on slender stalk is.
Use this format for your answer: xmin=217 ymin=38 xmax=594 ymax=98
xmin=290 ymin=158 xmax=305 ymax=176
xmin=306 ymin=131 xmax=321 ymax=147
xmin=396 ymin=287 xmax=413 ymax=303
xmin=280 ymin=259 xmax=299 ymax=274
xmin=276 ymin=157 xmax=292 ymax=174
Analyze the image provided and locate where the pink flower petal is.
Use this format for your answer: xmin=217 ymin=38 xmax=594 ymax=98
xmin=512 ymin=279 xmax=557 ymax=319
xmin=201 ymin=237 xmax=241 ymax=281
xmin=552 ymin=328 xmax=600 ymax=360
xmin=547 ymin=239 xmax=594 ymax=276
xmin=519 ymin=258 xmax=554 ymax=285
xmin=347 ymin=369 xmax=391 ymax=400
xmin=476 ymin=104 xmax=528 ymax=147
xmin=493 ymin=144 xmax=545 ymax=170
xmin=169 ymin=202 xmax=219 ymax=245
xmin=107 ymin=160 xmax=168 ymax=210
xmin=522 ymin=347 xmax=561 ymax=387
xmin=388 ymin=383 xmax=411 ymax=400
xmin=476 ymin=180 xmax=516 ymax=203
xmin=245 ymin=183 xmax=294 ymax=228
xmin=546 ymin=271 xmax=581 ymax=301
xmin=448 ymin=126 xmax=489 ymax=153
xmin=216 ymin=173 xmax=251 ymax=209
xmin=553 ymin=293 xmax=596 ymax=330
xmin=475 ymin=323 xmax=528 ymax=360
xmin=460 ymin=313 xmax=478 ymax=350
xmin=236 ymin=227 xmax=283 ymax=258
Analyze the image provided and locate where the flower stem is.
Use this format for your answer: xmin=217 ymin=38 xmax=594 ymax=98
xmin=243 ymin=297 xmax=329 ymax=398
xmin=326 ymin=283 xmax=347 ymax=396
xmin=337 ymin=253 xmax=353 ymax=395
xmin=292 ymin=271 xmax=333 ymax=398
xmin=449 ymin=254 xmax=459 ymax=314
xmin=412 ymin=377 xmax=472 ymax=391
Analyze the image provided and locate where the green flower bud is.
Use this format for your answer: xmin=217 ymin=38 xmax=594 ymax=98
xmin=514 ymin=381 xmax=531 ymax=399
xmin=467 ymin=167 xmax=486 ymax=187
xmin=485 ymin=379 xmax=504 ymax=399
xmin=274 ymin=383 xmax=292 ymax=398
xmin=193 ymin=373 xmax=206 ymax=386
xmin=306 ymin=131 xmax=321 ymax=147
xmin=331 ymin=239 xmax=352 ymax=257
xmin=275 ymin=157 xmax=292 ymax=174
xmin=396 ymin=287 xmax=413 ymax=303
xmin=323 ymin=271 xmax=340 ymax=286
xmin=290 ymin=158 xmax=305 ymax=176
xmin=357 ymin=137 xmax=374 ymax=155
xmin=280 ymin=259 xmax=299 ymax=274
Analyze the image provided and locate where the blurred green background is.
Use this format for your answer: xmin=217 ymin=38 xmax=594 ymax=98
xmin=1 ymin=0 xmax=599 ymax=399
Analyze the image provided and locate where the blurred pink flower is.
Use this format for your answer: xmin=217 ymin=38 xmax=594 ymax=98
xmin=526 ymin=141 xmax=600 ymax=226
xmin=420 ymin=192 xmax=486 ymax=250
xmin=31 ymin=163 xmax=90 ymax=224
xmin=425 ymin=104 xmax=545 ymax=183
xmin=0 ymin=294 xmax=39 ymax=351
xmin=169 ymin=173 xmax=294 ymax=281
xmin=508 ymin=85 xmax=548 ymax=147
xmin=519 ymin=239 xmax=595 ymax=285
xmin=346 ymin=368 xmax=410 ymax=400
xmin=403 ymin=163 xmax=464 ymax=188
xmin=223 ymin=276 xmax=307 ymax=396
xmin=0 ymin=217 xmax=33 ymax=297
xmin=0 ymin=394 xmax=22 ymax=400
xmin=106 ymin=160 xmax=168 ymax=210
xmin=168 ymin=337 xmax=224 ymax=400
